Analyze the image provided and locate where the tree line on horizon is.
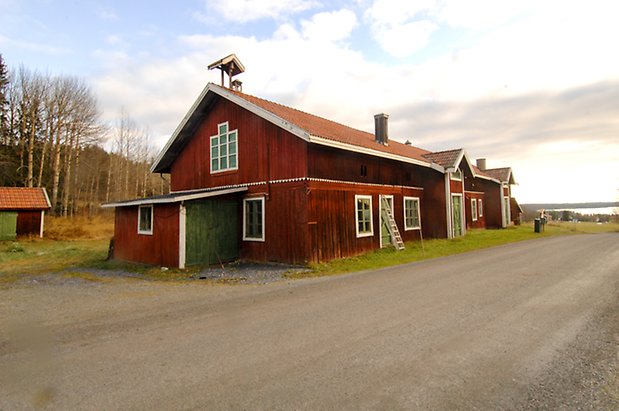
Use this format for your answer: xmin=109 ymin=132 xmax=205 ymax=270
xmin=0 ymin=53 xmax=169 ymax=217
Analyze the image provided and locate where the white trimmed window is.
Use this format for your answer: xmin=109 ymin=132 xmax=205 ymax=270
xmin=478 ymin=199 xmax=483 ymax=217
xmin=243 ymin=197 xmax=265 ymax=241
xmin=138 ymin=205 xmax=153 ymax=235
xmin=451 ymin=168 xmax=462 ymax=181
xmin=403 ymin=197 xmax=421 ymax=230
xmin=210 ymin=122 xmax=238 ymax=173
xmin=355 ymin=195 xmax=373 ymax=237
xmin=472 ymin=198 xmax=478 ymax=221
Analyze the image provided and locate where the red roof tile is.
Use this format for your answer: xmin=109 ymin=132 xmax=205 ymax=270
xmin=422 ymin=149 xmax=463 ymax=168
xmin=230 ymin=90 xmax=433 ymax=164
xmin=484 ymin=168 xmax=512 ymax=182
xmin=0 ymin=187 xmax=51 ymax=210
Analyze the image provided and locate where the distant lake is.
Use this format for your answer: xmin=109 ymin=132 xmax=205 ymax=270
xmin=548 ymin=207 xmax=617 ymax=215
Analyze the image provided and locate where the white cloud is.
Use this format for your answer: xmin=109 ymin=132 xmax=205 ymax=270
xmin=91 ymin=3 xmax=619 ymax=203
xmin=0 ymin=34 xmax=69 ymax=55
xmin=364 ymin=0 xmax=439 ymax=57
xmin=197 ymin=0 xmax=319 ymax=23
xmin=437 ymin=0 xmax=533 ymax=29
xmin=300 ymin=9 xmax=358 ymax=43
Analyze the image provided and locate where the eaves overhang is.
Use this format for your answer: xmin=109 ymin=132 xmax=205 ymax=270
xmin=101 ymin=186 xmax=248 ymax=208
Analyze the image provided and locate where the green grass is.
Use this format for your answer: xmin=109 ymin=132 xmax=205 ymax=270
xmin=0 ymin=238 xmax=110 ymax=284
xmin=286 ymin=221 xmax=619 ymax=279
xmin=1 ymin=221 xmax=617 ymax=285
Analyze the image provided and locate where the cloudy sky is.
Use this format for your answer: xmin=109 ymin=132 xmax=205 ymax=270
xmin=1 ymin=0 xmax=618 ymax=204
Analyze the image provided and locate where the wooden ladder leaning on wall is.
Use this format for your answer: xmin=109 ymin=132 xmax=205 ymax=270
xmin=380 ymin=197 xmax=405 ymax=251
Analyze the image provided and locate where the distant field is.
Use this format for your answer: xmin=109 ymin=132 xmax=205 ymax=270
xmin=1 ymin=217 xmax=617 ymax=284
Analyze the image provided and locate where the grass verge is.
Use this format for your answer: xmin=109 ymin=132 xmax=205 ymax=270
xmin=1 ymin=221 xmax=617 ymax=285
xmin=286 ymin=221 xmax=619 ymax=279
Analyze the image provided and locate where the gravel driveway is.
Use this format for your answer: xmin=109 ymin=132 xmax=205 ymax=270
xmin=1 ymin=233 xmax=618 ymax=410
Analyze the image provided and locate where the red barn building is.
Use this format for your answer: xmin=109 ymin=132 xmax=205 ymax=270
xmin=0 ymin=187 xmax=51 ymax=240
xmin=104 ymin=56 xmax=520 ymax=268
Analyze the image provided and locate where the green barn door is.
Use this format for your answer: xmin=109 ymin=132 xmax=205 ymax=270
xmin=0 ymin=212 xmax=18 ymax=241
xmin=185 ymin=200 xmax=238 ymax=266
xmin=452 ymin=195 xmax=463 ymax=237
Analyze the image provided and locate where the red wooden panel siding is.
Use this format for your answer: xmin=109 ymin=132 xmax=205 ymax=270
xmin=170 ymin=97 xmax=308 ymax=192
xmin=241 ymin=182 xmax=309 ymax=264
xmin=16 ymin=210 xmax=42 ymax=236
xmin=306 ymin=181 xmax=424 ymax=262
xmin=450 ymin=179 xmax=463 ymax=193
xmin=114 ymin=204 xmax=180 ymax=267
xmin=464 ymin=192 xmax=485 ymax=229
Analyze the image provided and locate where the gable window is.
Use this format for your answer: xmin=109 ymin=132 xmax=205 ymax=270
xmin=138 ymin=205 xmax=153 ymax=235
xmin=355 ymin=195 xmax=373 ymax=237
xmin=478 ymin=199 xmax=484 ymax=217
xmin=210 ymin=122 xmax=238 ymax=173
xmin=403 ymin=197 xmax=421 ymax=230
xmin=243 ymin=197 xmax=265 ymax=241
xmin=451 ymin=168 xmax=462 ymax=181
xmin=471 ymin=198 xmax=478 ymax=221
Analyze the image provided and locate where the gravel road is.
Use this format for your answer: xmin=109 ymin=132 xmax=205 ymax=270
xmin=1 ymin=233 xmax=617 ymax=410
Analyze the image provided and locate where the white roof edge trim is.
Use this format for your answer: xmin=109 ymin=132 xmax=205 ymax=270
xmin=210 ymin=84 xmax=311 ymax=141
xmin=101 ymin=187 xmax=248 ymax=208
xmin=41 ymin=187 xmax=52 ymax=208
xmin=150 ymin=83 xmax=214 ymax=172
xmin=151 ymin=83 xmax=312 ymax=173
xmin=309 ymin=135 xmax=444 ymax=172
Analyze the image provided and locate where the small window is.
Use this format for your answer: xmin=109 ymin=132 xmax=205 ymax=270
xmin=243 ymin=197 xmax=265 ymax=241
xmin=451 ymin=168 xmax=462 ymax=181
xmin=472 ymin=198 xmax=478 ymax=221
xmin=478 ymin=199 xmax=483 ymax=217
xmin=355 ymin=195 xmax=373 ymax=237
xmin=360 ymin=164 xmax=367 ymax=177
xmin=211 ymin=121 xmax=238 ymax=173
xmin=404 ymin=197 xmax=421 ymax=230
xmin=138 ymin=205 xmax=153 ymax=235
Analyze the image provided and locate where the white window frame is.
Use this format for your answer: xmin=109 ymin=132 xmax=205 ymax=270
xmin=471 ymin=198 xmax=478 ymax=221
xmin=403 ymin=196 xmax=421 ymax=231
xmin=478 ymin=199 xmax=483 ymax=217
xmin=355 ymin=195 xmax=374 ymax=238
xmin=137 ymin=205 xmax=153 ymax=235
xmin=450 ymin=168 xmax=462 ymax=181
xmin=243 ymin=197 xmax=265 ymax=242
xmin=210 ymin=121 xmax=239 ymax=174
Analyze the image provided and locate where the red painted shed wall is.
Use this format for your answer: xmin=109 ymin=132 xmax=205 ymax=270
xmin=306 ymin=181 xmax=423 ymax=262
xmin=464 ymin=192 xmax=485 ymax=229
xmin=16 ymin=210 xmax=42 ymax=237
xmin=240 ymin=182 xmax=309 ymax=264
xmin=307 ymin=145 xmax=447 ymax=240
xmin=170 ymin=96 xmax=308 ymax=192
xmin=114 ymin=204 xmax=180 ymax=267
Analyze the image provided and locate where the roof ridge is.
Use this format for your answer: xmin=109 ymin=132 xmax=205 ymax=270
xmin=230 ymin=88 xmax=431 ymax=153
xmin=424 ymin=148 xmax=464 ymax=155
xmin=231 ymin=89 xmax=375 ymax=136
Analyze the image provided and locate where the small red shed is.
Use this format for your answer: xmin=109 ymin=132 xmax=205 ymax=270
xmin=0 ymin=187 xmax=51 ymax=240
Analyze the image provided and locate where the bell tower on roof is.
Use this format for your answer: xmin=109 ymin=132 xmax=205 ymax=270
xmin=208 ymin=54 xmax=245 ymax=91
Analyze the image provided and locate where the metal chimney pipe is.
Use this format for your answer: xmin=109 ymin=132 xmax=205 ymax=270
xmin=374 ymin=113 xmax=389 ymax=145
xmin=476 ymin=158 xmax=487 ymax=171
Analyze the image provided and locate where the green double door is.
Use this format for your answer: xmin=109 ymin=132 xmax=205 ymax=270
xmin=0 ymin=212 xmax=17 ymax=241
xmin=185 ymin=200 xmax=238 ymax=266
xmin=452 ymin=195 xmax=463 ymax=237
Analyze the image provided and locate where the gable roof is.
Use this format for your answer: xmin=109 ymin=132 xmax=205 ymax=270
xmin=151 ymin=83 xmax=442 ymax=174
xmin=422 ymin=149 xmax=463 ymax=169
xmin=0 ymin=187 xmax=51 ymax=210
xmin=484 ymin=167 xmax=516 ymax=184
xmin=102 ymin=186 xmax=248 ymax=208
